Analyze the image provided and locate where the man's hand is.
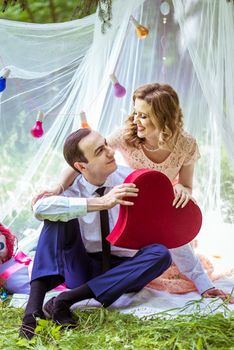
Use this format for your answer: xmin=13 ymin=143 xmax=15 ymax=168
xmin=87 ymin=183 xmax=139 ymax=212
xmin=202 ymin=287 xmax=234 ymax=304
xmin=102 ymin=183 xmax=139 ymax=209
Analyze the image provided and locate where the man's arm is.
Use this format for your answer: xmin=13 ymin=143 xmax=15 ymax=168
xmin=33 ymin=183 xmax=139 ymax=222
xmin=33 ymin=196 xmax=87 ymax=222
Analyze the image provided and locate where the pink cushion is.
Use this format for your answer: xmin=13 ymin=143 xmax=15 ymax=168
xmin=107 ymin=169 xmax=202 ymax=249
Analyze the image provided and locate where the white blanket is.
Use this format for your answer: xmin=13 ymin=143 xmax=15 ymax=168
xmin=10 ymin=275 xmax=234 ymax=317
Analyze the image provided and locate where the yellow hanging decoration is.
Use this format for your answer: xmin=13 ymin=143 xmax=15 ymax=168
xmin=80 ymin=111 xmax=90 ymax=129
xmin=130 ymin=15 xmax=149 ymax=39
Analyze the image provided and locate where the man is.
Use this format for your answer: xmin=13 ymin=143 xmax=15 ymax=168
xmin=20 ymin=128 xmax=172 ymax=339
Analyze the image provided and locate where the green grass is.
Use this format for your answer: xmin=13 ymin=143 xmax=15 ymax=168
xmin=0 ymin=301 xmax=233 ymax=350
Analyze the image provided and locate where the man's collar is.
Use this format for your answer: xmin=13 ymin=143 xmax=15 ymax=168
xmin=79 ymin=173 xmax=115 ymax=195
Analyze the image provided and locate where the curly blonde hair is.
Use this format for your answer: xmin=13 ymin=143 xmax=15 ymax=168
xmin=123 ymin=83 xmax=184 ymax=150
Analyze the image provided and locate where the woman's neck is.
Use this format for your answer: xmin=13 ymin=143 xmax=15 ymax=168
xmin=144 ymin=133 xmax=160 ymax=148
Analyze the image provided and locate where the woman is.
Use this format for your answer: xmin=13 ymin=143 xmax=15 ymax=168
xmin=108 ymin=83 xmax=197 ymax=209
xmin=33 ymin=83 xmax=232 ymax=301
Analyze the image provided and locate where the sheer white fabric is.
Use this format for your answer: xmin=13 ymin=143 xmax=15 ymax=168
xmin=0 ymin=0 xmax=233 ymax=268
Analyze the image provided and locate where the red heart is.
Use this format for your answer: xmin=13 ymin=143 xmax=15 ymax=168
xmin=107 ymin=169 xmax=202 ymax=249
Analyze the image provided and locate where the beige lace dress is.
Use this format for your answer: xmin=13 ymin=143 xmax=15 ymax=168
xmin=107 ymin=128 xmax=200 ymax=182
xmin=107 ymin=128 xmax=212 ymax=294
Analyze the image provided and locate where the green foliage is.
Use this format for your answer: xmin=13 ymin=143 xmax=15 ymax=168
xmin=0 ymin=0 xmax=98 ymax=23
xmin=0 ymin=301 xmax=233 ymax=350
xmin=0 ymin=0 xmax=113 ymax=29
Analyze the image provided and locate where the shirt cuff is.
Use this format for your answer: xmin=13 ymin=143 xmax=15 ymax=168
xmin=193 ymin=274 xmax=214 ymax=295
xmin=33 ymin=196 xmax=87 ymax=222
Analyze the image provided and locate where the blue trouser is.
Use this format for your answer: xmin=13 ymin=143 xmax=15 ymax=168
xmin=32 ymin=219 xmax=172 ymax=307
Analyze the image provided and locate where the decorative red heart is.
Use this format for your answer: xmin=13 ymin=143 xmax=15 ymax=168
xmin=107 ymin=169 xmax=202 ymax=249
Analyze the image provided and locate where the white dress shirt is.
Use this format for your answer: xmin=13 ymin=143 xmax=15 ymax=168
xmin=34 ymin=166 xmax=136 ymax=257
xmin=33 ymin=165 xmax=214 ymax=293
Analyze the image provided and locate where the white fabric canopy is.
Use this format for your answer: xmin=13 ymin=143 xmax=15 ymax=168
xmin=0 ymin=0 xmax=233 ymax=272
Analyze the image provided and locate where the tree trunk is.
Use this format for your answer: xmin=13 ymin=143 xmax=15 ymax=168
xmin=48 ymin=0 xmax=57 ymax=22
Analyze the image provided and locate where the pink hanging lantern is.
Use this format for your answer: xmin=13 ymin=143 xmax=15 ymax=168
xmin=30 ymin=111 xmax=44 ymax=138
xmin=110 ymin=73 xmax=126 ymax=98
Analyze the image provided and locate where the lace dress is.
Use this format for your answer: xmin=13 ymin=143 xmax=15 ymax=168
xmin=107 ymin=128 xmax=200 ymax=181
xmin=107 ymin=128 xmax=209 ymax=294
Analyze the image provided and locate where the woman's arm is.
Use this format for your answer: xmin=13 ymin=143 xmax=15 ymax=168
xmin=173 ymin=163 xmax=197 ymax=208
xmin=106 ymin=128 xmax=123 ymax=149
xmin=60 ymin=166 xmax=79 ymax=189
xmin=32 ymin=166 xmax=78 ymax=206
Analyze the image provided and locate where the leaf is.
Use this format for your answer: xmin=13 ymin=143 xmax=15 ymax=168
xmin=37 ymin=318 xmax=49 ymax=327
xmin=196 ymin=337 xmax=203 ymax=350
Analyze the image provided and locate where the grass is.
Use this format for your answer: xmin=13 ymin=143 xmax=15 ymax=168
xmin=0 ymin=298 xmax=233 ymax=350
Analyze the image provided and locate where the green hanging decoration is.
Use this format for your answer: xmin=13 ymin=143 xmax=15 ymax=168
xmin=98 ymin=0 xmax=112 ymax=33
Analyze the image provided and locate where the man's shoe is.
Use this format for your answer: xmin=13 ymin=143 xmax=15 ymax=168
xmin=44 ymin=297 xmax=77 ymax=326
xmin=43 ymin=297 xmax=55 ymax=319
xmin=53 ymin=300 xmax=77 ymax=326
xmin=19 ymin=310 xmax=44 ymax=340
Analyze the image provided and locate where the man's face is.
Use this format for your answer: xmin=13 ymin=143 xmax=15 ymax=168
xmin=78 ymin=131 xmax=117 ymax=180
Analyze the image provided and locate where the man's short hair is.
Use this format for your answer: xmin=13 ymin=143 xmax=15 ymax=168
xmin=63 ymin=128 xmax=91 ymax=171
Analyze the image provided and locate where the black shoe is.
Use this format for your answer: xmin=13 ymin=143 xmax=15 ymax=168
xmin=44 ymin=297 xmax=77 ymax=326
xmin=19 ymin=310 xmax=44 ymax=340
xmin=43 ymin=297 xmax=55 ymax=319
xmin=53 ymin=300 xmax=77 ymax=326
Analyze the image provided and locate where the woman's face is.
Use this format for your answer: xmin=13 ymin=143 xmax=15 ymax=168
xmin=133 ymin=98 xmax=159 ymax=139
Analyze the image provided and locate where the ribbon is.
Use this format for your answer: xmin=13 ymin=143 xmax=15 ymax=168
xmin=14 ymin=251 xmax=32 ymax=265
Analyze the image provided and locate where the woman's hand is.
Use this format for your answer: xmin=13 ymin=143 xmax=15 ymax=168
xmin=31 ymin=184 xmax=64 ymax=207
xmin=173 ymin=183 xmax=197 ymax=208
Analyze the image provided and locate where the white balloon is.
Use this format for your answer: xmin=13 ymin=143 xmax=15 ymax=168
xmin=160 ymin=1 xmax=170 ymax=16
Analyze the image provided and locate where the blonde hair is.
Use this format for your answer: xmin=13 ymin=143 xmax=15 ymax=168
xmin=123 ymin=83 xmax=184 ymax=150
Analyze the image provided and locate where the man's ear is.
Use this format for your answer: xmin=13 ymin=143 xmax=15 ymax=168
xmin=74 ymin=161 xmax=86 ymax=173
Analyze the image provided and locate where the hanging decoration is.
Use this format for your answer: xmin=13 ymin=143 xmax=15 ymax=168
xmin=110 ymin=73 xmax=126 ymax=98
xmin=160 ymin=1 xmax=170 ymax=80
xmin=80 ymin=111 xmax=90 ymax=128
xmin=129 ymin=15 xmax=149 ymax=39
xmin=160 ymin=1 xmax=170 ymax=16
xmin=0 ymin=68 xmax=10 ymax=92
xmin=30 ymin=111 xmax=45 ymax=138
xmin=98 ymin=0 xmax=113 ymax=33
